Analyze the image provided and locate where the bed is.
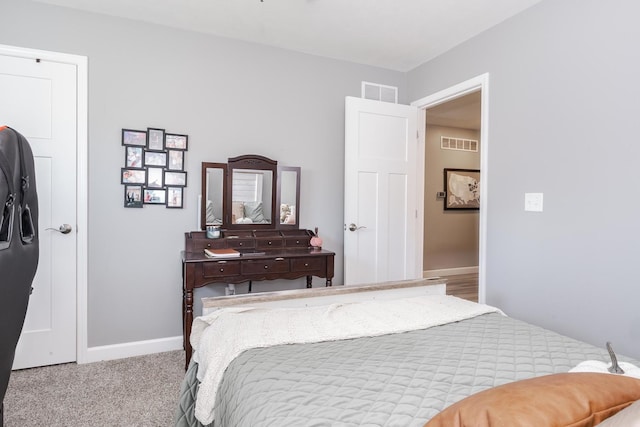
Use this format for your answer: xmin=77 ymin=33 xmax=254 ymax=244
xmin=174 ymin=279 xmax=640 ymax=427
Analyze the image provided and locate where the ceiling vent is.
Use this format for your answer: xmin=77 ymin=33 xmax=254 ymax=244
xmin=441 ymin=136 xmax=478 ymax=152
xmin=361 ymin=81 xmax=398 ymax=103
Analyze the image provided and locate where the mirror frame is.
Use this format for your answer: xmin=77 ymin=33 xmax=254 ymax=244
xmin=275 ymin=166 xmax=301 ymax=229
xmin=200 ymin=162 xmax=227 ymax=230
xmin=226 ymin=154 xmax=278 ymax=230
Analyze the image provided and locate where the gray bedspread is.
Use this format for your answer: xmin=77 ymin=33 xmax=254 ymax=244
xmin=175 ymin=312 xmax=631 ymax=427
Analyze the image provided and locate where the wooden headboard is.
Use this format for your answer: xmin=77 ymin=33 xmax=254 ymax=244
xmin=202 ymin=278 xmax=447 ymax=315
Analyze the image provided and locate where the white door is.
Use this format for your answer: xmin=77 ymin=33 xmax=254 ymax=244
xmin=0 ymin=53 xmax=78 ymax=369
xmin=344 ymin=96 xmax=420 ymax=285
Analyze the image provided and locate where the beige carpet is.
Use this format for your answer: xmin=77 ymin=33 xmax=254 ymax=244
xmin=4 ymin=350 xmax=184 ymax=427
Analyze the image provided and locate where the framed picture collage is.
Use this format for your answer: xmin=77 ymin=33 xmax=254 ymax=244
xmin=121 ymin=127 xmax=188 ymax=209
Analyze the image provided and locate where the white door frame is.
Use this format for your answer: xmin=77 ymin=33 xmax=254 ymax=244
xmin=411 ymin=73 xmax=489 ymax=303
xmin=0 ymin=44 xmax=89 ymax=363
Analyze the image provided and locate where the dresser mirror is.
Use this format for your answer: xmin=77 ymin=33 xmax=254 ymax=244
xmin=201 ymin=155 xmax=299 ymax=230
xmin=276 ymin=166 xmax=300 ymax=227
xmin=201 ymin=162 xmax=227 ymax=228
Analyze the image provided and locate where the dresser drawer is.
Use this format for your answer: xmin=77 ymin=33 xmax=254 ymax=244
xmin=242 ymin=258 xmax=289 ymax=274
xmin=226 ymin=238 xmax=255 ymax=250
xmin=202 ymin=260 xmax=241 ymax=278
xmin=256 ymin=238 xmax=284 ymax=249
xmin=284 ymin=237 xmax=310 ymax=248
xmin=291 ymin=257 xmax=325 ymax=272
xmin=190 ymin=239 xmax=226 ymax=251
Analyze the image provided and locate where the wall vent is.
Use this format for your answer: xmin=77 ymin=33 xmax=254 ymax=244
xmin=441 ymin=136 xmax=478 ymax=152
xmin=361 ymin=81 xmax=398 ymax=103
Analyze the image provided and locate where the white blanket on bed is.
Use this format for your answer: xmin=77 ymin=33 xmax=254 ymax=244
xmin=190 ymin=294 xmax=502 ymax=424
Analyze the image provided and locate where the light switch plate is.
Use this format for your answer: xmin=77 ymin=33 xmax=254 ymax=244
xmin=524 ymin=193 xmax=543 ymax=212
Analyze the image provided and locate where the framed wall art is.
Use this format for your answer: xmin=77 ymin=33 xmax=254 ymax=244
xmin=121 ymin=168 xmax=146 ymax=184
xmin=166 ymin=187 xmax=183 ymax=208
xmin=143 ymin=188 xmax=166 ymax=205
xmin=125 ymin=146 xmax=143 ymax=168
xmin=167 ymin=150 xmax=184 ymax=171
xmin=144 ymin=151 xmax=167 ymax=167
xmin=120 ymin=127 xmax=189 ymax=208
xmin=122 ymin=129 xmax=147 ymax=146
xmin=146 ymin=167 xmax=164 ymax=188
xmin=443 ymin=168 xmax=480 ymax=210
xmin=124 ymin=185 xmax=143 ymax=208
xmin=147 ymin=128 xmax=165 ymax=150
xmin=164 ymin=170 xmax=187 ymax=187
xmin=165 ymin=133 xmax=188 ymax=150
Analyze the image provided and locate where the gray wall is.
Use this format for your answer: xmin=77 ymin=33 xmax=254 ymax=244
xmin=409 ymin=0 xmax=640 ymax=359
xmin=1 ymin=0 xmax=406 ymax=347
xmin=424 ymin=125 xmax=479 ymax=271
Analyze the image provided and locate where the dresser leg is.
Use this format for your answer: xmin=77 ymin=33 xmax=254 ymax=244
xmin=326 ymin=278 xmax=332 ymax=287
xmin=183 ymin=287 xmax=193 ymax=370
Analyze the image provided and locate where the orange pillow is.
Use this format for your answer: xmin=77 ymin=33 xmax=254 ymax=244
xmin=425 ymin=373 xmax=640 ymax=427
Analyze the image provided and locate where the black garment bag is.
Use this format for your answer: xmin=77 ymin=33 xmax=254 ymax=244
xmin=0 ymin=127 xmax=39 ymax=426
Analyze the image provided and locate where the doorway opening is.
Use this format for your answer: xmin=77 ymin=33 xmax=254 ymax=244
xmin=411 ymin=73 xmax=489 ymax=303
xmin=424 ymin=91 xmax=481 ymax=301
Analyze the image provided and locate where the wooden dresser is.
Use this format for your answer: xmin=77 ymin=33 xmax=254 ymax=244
xmin=181 ymin=229 xmax=335 ymax=366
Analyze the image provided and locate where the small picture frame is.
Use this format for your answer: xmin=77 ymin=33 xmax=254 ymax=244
xmin=144 ymin=150 xmax=167 ymax=167
xmin=143 ymin=188 xmax=166 ymax=205
xmin=122 ymin=129 xmax=147 ymax=146
xmin=444 ymin=168 xmax=480 ymax=210
xmin=146 ymin=167 xmax=164 ymax=188
xmin=147 ymin=128 xmax=165 ymax=150
xmin=164 ymin=170 xmax=187 ymax=187
xmin=124 ymin=185 xmax=143 ymax=208
xmin=167 ymin=150 xmax=184 ymax=171
xmin=165 ymin=133 xmax=188 ymax=150
xmin=125 ymin=146 xmax=143 ymax=168
xmin=121 ymin=168 xmax=146 ymax=184
xmin=166 ymin=187 xmax=183 ymax=209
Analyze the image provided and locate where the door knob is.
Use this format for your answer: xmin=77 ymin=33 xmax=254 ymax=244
xmin=46 ymin=224 xmax=73 ymax=234
xmin=348 ymin=223 xmax=366 ymax=232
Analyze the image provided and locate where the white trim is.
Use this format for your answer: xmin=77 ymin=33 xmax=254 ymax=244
xmin=411 ymin=73 xmax=490 ymax=304
xmin=423 ymin=266 xmax=479 ymax=278
xmin=0 ymin=44 xmax=89 ymax=364
xmin=415 ymin=111 xmax=426 ymax=280
xmin=84 ymin=336 xmax=183 ymax=364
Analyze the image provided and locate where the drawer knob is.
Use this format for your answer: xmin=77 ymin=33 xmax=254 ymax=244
xmin=220 ymin=268 xmax=224 ymax=272
xmin=268 ymin=241 xmax=272 ymax=245
xmin=239 ymin=242 xmax=243 ymax=246
xmin=296 ymin=240 xmax=300 ymax=244
xmin=264 ymin=265 xmax=268 ymax=269
xmin=206 ymin=243 xmax=211 ymax=248
xmin=304 ymin=263 xmax=309 ymax=267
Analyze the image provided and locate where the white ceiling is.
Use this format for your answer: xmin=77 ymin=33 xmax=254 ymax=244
xmin=427 ymin=91 xmax=481 ymax=130
xmin=35 ymin=0 xmax=542 ymax=71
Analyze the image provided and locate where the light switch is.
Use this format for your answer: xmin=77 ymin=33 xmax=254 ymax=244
xmin=524 ymin=193 xmax=543 ymax=212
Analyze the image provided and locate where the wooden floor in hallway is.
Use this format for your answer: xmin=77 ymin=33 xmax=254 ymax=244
xmin=444 ymin=273 xmax=478 ymax=302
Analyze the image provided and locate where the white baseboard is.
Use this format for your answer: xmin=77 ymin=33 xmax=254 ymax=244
xmin=423 ymin=266 xmax=478 ymax=278
xmin=82 ymin=335 xmax=182 ymax=364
